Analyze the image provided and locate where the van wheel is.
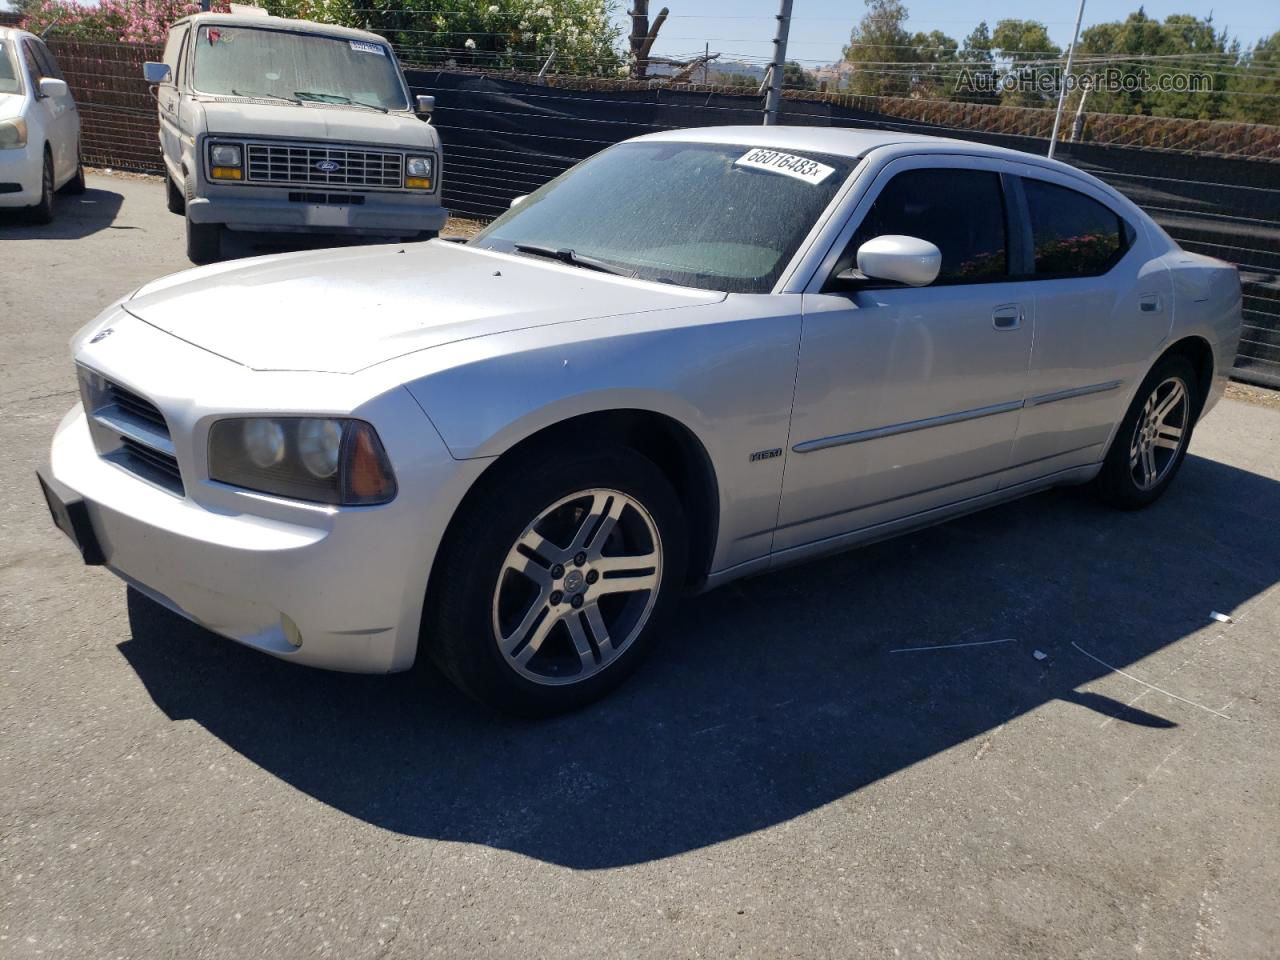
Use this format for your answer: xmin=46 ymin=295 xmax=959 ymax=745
xmin=1093 ymin=354 xmax=1198 ymax=509
xmin=186 ymin=216 xmax=222 ymax=264
xmin=27 ymin=149 xmax=55 ymax=224
xmin=166 ymin=175 xmax=185 ymax=214
xmin=425 ymin=446 xmax=688 ymax=716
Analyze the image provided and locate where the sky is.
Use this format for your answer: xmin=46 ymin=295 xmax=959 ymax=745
xmin=637 ymin=0 xmax=1280 ymax=67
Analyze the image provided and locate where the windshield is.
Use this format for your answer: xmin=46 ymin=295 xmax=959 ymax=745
xmin=471 ymin=142 xmax=858 ymax=293
xmin=192 ymin=25 xmax=407 ymax=111
xmin=0 ymin=39 xmax=23 ymax=96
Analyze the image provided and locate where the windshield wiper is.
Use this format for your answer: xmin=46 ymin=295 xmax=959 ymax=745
xmin=295 ymin=91 xmax=388 ymax=113
xmin=511 ymin=243 xmax=634 ymax=278
xmin=231 ymin=89 xmax=300 ymax=104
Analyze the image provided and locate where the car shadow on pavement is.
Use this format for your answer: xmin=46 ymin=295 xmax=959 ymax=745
xmin=119 ymin=453 xmax=1280 ymax=869
xmin=0 ymin=188 xmax=126 ymax=240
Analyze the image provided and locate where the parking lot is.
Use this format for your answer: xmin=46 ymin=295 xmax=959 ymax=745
xmin=2 ymin=174 xmax=1279 ymax=958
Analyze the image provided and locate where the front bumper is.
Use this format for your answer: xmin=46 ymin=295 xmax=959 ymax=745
xmin=42 ymin=310 xmax=491 ymax=673
xmin=0 ymin=146 xmax=41 ymax=207
xmin=187 ymin=189 xmax=448 ymax=235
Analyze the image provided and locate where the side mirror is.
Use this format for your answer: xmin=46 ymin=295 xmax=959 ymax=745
xmin=509 ymin=195 xmax=528 ymax=209
xmin=37 ymin=77 xmax=69 ymax=99
xmin=415 ymin=94 xmax=435 ymax=115
xmin=855 ymin=234 xmax=941 ymax=287
xmin=143 ymin=61 xmax=172 ymax=85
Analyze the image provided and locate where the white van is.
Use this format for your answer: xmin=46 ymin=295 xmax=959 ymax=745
xmin=145 ymin=12 xmax=445 ymax=263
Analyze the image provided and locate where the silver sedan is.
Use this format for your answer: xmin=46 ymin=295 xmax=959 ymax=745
xmin=39 ymin=126 xmax=1244 ymax=714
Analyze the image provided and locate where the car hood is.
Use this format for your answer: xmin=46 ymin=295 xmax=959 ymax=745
xmin=123 ymin=242 xmax=724 ymax=374
xmin=197 ymin=98 xmax=434 ymax=148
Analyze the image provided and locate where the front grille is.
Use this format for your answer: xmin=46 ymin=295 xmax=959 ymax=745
xmin=103 ymin=380 xmax=166 ymax=430
xmin=79 ymin=368 xmax=184 ymax=496
xmin=246 ymin=143 xmax=404 ymax=189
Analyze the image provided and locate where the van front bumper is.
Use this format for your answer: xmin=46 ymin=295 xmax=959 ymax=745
xmin=187 ymin=191 xmax=448 ymax=235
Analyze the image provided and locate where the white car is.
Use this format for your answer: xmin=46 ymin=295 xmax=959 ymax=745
xmin=39 ymin=128 xmax=1243 ymax=715
xmin=0 ymin=26 xmax=83 ymax=222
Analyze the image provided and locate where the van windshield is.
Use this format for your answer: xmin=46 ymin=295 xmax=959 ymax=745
xmin=191 ymin=25 xmax=407 ymax=111
xmin=0 ymin=40 xmax=23 ymax=96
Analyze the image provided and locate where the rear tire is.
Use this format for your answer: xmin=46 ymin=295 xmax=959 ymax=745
xmin=166 ymin=174 xmax=185 ymax=214
xmin=425 ymin=445 xmax=688 ymax=716
xmin=1092 ymin=354 xmax=1199 ymax=509
xmin=27 ymin=149 xmax=55 ymax=224
xmin=186 ymin=216 xmax=222 ymax=265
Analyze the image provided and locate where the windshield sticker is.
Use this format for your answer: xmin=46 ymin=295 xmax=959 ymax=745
xmin=349 ymin=41 xmax=386 ymax=56
xmin=734 ymin=149 xmax=835 ymax=185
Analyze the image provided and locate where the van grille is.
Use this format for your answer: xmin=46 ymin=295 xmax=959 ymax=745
xmin=245 ymin=143 xmax=404 ymax=190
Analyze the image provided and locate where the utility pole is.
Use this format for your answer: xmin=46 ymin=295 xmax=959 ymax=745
xmin=1047 ymin=0 xmax=1086 ymax=159
xmin=762 ymin=0 xmax=793 ymax=125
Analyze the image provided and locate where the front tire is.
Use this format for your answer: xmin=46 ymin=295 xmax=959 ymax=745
xmin=27 ymin=149 xmax=55 ymax=224
xmin=425 ymin=446 xmax=689 ymax=716
xmin=166 ymin=174 xmax=185 ymax=214
xmin=59 ymin=148 xmax=86 ymax=195
xmin=185 ymin=215 xmax=222 ymax=264
xmin=1093 ymin=354 xmax=1198 ymax=509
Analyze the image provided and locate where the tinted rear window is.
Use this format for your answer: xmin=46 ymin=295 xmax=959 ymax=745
xmin=1022 ymin=178 xmax=1128 ymax=277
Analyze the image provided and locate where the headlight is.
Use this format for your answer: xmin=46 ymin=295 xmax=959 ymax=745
xmin=209 ymin=142 xmax=243 ymax=180
xmin=209 ymin=417 xmax=397 ymax=505
xmin=0 ymin=118 xmax=28 ymax=150
xmin=209 ymin=143 xmax=242 ymax=166
xmin=405 ymin=155 xmax=433 ymax=189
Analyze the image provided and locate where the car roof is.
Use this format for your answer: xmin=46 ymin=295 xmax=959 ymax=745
xmin=170 ymin=12 xmax=390 ymax=45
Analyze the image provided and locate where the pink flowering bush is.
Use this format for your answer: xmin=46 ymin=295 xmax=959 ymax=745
xmin=22 ymin=0 xmax=229 ymax=45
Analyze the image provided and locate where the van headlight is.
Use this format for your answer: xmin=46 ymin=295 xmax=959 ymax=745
xmin=209 ymin=417 xmax=397 ymax=505
xmin=0 ymin=118 xmax=28 ymax=150
xmin=405 ymin=155 xmax=433 ymax=189
xmin=209 ymin=142 xmax=243 ymax=180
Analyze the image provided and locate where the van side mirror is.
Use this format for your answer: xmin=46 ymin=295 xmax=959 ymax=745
xmin=37 ymin=77 xmax=69 ymax=99
xmin=415 ymin=95 xmax=435 ymax=115
xmin=143 ymin=61 xmax=172 ymax=85
xmin=854 ymin=235 xmax=941 ymax=287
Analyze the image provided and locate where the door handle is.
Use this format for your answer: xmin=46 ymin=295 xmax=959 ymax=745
xmin=1140 ymin=293 xmax=1162 ymax=313
xmin=992 ymin=304 xmax=1023 ymax=330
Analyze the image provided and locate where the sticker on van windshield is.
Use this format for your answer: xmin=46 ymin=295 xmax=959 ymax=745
xmin=734 ymin=148 xmax=835 ymax=185
xmin=349 ymin=41 xmax=386 ymax=56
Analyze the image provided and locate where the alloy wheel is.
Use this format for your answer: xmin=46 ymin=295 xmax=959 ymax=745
xmin=1129 ymin=376 xmax=1189 ymax=491
xmin=491 ymin=489 xmax=662 ymax=686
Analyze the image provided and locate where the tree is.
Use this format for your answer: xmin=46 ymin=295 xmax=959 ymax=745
xmin=955 ymin=20 xmax=999 ymax=104
xmin=990 ymin=19 xmax=1060 ymax=106
xmin=1227 ymin=31 xmax=1280 ymax=125
xmin=842 ymin=0 xmax=914 ymax=97
xmin=264 ymin=0 xmax=622 ymax=77
xmin=782 ymin=60 xmax=815 ymax=91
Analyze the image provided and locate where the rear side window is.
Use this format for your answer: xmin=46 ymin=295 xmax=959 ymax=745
xmin=848 ymin=168 xmax=1008 ymax=284
xmin=1022 ymin=178 xmax=1128 ymax=277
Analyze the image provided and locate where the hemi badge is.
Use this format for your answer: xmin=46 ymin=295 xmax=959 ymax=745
xmin=749 ymin=448 xmax=782 ymax=462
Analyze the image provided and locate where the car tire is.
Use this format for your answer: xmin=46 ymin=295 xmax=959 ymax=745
xmin=166 ymin=175 xmax=185 ymax=215
xmin=59 ymin=149 xmax=86 ymax=195
xmin=425 ymin=445 xmax=689 ymax=716
xmin=186 ymin=216 xmax=222 ymax=265
xmin=1092 ymin=354 xmax=1199 ymax=509
xmin=27 ymin=148 xmax=55 ymax=224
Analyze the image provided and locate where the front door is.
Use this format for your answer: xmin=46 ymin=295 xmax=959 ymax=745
xmin=775 ymin=160 xmax=1035 ymax=553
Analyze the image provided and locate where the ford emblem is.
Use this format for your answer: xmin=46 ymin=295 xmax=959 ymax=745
xmin=314 ymin=159 xmax=341 ymax=173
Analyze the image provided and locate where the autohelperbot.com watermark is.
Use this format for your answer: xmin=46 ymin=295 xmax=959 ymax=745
xmin=955 ymin=66 xmax=1215 ymax=96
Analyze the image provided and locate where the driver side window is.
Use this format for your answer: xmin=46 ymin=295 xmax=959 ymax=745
xmin=845 ymin=168 xmax=1009 ymax=285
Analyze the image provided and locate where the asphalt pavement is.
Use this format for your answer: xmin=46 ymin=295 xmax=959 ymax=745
xmin=2 ymin=174 xmax=1278 ymax=959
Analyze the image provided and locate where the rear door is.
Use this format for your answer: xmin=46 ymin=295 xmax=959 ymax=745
xmin=1001 ymin=171 xmax=1173 ymax=487
xmin=776 ymin=157 xmax=1036 ymax=552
